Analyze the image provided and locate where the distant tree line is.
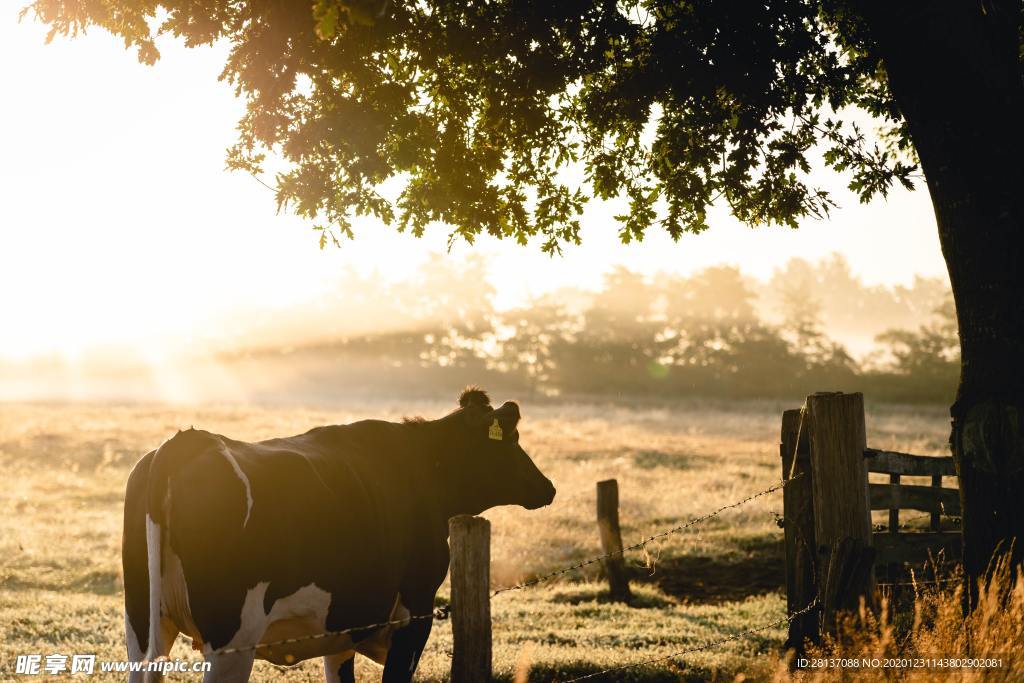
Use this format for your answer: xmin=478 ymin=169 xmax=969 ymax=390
xmin=232 ymin=254 xmax=958 ymax=403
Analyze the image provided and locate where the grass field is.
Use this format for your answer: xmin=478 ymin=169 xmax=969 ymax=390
xmin=0 ymin=396 xmax=953 ymax=681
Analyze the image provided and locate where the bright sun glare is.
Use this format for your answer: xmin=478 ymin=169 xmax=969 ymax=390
xmin=1 ymin=8 xmax=948 ymax=368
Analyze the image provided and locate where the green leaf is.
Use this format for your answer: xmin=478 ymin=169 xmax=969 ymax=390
xmin=313 ymin=0 xmax=340 ymax=40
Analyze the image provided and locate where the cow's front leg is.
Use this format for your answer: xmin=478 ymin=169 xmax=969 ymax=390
xmin=324 ymin=651 xmax=355 ymax=683
xmin=380 ymin=604 xmax=433 ymax=683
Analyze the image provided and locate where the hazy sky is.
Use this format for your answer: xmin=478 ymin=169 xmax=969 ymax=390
xmin=1 ymin=8 xmax=949 ymax=359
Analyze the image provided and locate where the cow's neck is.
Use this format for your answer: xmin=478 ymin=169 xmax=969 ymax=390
xmin=408 ymin=420 xmax=490 ymax=523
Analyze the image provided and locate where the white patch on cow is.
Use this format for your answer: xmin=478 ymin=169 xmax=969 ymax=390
xmin=209 ymin=583 xmax=409 ymax=669
xmin=220 ymin=449 xmax=253 ymax=527
xmin=323 ymin=652 xmax=355 ymax=683
xmin=266 ymin=582 xmax=332 ymax=623
xmin=145 ymin=515 xmax=163 ymax=663
xmin=211 ymin=582 xmax=334 ymax=656
xmin=215 ymin=581 xmax=273 ymax=655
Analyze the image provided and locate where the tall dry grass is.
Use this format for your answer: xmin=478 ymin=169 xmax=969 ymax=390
xmin=778 ymin=557 xmax=1024 ymax=681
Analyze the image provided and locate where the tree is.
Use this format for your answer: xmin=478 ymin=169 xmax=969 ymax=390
xmin=490 ymin=302 xmax=576 ymax=395
xmin=764 ymin=254 xmax=951 ymax=349
xmin=28 ymin=0 xmax=1024 ymax=595
xmin=877 ymin=296 xmax=959 ymax=381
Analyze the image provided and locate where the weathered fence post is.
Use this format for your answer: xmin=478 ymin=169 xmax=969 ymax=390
xmin=804 ymin=392 xmax=876 ymax=635
xmin=449 ymin=515 xmax=491 ymax=683
xmin=596 ymin=479 xmax=632 ymax=603
xmin=780 ymin=408 xmax=818 ymax=649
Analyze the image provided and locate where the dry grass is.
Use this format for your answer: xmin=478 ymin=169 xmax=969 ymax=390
xmin=0 ymin=397 xmax=955 ymax=681
xmin=775 ymin=558 xmax=1024 ymax=682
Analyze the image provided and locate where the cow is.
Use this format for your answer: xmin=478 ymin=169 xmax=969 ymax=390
xmin=121 ymin=388 xmax=555 ymax=682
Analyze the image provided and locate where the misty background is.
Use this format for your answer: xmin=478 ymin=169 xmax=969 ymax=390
xmin=3 ymin=251 xmax=956 ymax=405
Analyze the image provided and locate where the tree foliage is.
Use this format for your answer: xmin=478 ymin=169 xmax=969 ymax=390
xmin=27 ymin=0 xmax=927 ymax=250
xmin=876 ymin=297 xmax=959 ymax=378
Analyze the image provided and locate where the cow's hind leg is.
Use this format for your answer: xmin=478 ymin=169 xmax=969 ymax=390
xmin=380 ymin=611 xmax=432 ymax=683
xmin=324 ymin=652 xmax=356 ymax=683
xmin=125 ymin=611 xmax=146 ymax=683
xmin=124 ymin=452 xmax=156 ymax=683
xmin=138 ymin=619 xmax=178 ymax=683
xmin=202 ymin=650 xmax=256 ymax=683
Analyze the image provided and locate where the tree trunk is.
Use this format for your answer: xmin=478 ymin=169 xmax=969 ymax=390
xmin=864 ymin=1 xmax=1024 ymax=604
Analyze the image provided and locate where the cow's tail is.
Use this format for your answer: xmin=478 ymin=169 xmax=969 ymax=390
xmin=144 ymin=429 xmax=209 ymax=669
xmin=144 ymin=506 xmax=164 ymax=669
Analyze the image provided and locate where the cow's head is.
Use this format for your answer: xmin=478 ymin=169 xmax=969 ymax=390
xmin=445 ymin=387 xmax=556 ymax=514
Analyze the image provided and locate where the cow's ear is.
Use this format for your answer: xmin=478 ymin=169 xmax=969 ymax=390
xmin=464 ymin=400 xmax=520 ymax=438
xmin=485 ymin=401 xmax=521 ymax=440
xmin=493 ymin=401 xmax=520 ymax=426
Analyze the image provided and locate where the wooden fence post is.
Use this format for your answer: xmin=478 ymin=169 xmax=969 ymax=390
xmin=449 ymin=515 xmax=491 ymax=683
xmin=804 ymin=392 xmax=876 ymax=634
xmin=780 ymin=408 xmax=819 ymax=649
xmin=596 ymin=479 xmax=632 ymax=603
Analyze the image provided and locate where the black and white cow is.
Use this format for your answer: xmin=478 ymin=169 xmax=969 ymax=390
xmin=122 ymin=388 xmax=555 ymax=682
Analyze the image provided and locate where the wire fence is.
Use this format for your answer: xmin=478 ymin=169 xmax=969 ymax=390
xmin=877 ymin=577 xmax=961 ymax=589
xmin=176 ymin=606 xmax=451 ymax=657
xmin=167 ymin=469 xmax=967 ymax=677
xmin=209 ymin=607 xmax=451 ymax=657
xmin=168 ymin=472 xmax=852 ymax=678
xmin=491 ymin=473 xmax=802 ymax=598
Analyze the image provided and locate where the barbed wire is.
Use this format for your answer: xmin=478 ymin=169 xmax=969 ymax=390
xmin=877 ymin=577 xmax=960 ymax=589
xmin=174 ymin=606 xmax=450 ymax=657
xmin=558 ymin=597 xmax=820 ymax=682
xmin=167 ymin=475 xmax=802 ymax=661
xmin=491 ymin=473 xmax=803 ymax=598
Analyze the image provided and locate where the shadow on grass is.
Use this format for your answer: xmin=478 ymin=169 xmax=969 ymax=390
xmin=564 ymin=448 xmax=715 ymax=471
xmin=631 ymin=534 xmax=785 ymax=605
xmin=495 ymin=662 xmax=710 ymax=682
xmin=1 ymin=569 xmax=121 ymax=595
xmin=629 ymin=449 xmax=716 ymax=471
xmin=548 ymin=586 xmax=673 ymax=609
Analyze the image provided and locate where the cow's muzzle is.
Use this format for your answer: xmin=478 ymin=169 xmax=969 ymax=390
xmin=525 ymin=479 xmax=556 ymax=510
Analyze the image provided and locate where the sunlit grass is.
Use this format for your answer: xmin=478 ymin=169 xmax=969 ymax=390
xmin=0 ymin=398 xmax=951 ymax=680
xmin=773 ymin=559 xmax=1024 ymax=682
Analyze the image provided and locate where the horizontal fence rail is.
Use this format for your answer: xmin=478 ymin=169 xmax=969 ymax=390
xmin=863 ymin=445 xmax=961 ymax=566
xmin=869 ymin=482 xmax=961 ymax=516
xmin=781 ymin=393 xmax=966 ymax=649
xmin=864 ymin=448 xmax=956 ymax=476
xmin=873 ymin=531 xmax=962 ymax=565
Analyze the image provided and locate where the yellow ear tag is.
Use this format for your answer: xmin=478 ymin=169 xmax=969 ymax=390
xmin=488 ymin=419 xmax=503 ymax=441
